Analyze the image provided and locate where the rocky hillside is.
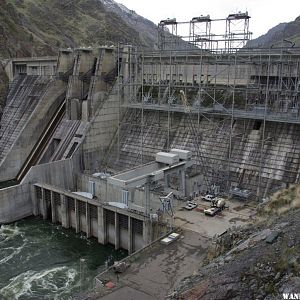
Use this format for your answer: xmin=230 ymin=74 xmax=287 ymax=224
xmin=0 ymin=0 xmax=158 ymax=59
xmin=0 ymin=64 xmax=8 ymax=120
xmin=100 ymin=0 xmax=158 ymax=49
xmin=172 ymin=186 xmax=300 ymax=300
xmin=248 ymin=16 xmax=300 ymax=48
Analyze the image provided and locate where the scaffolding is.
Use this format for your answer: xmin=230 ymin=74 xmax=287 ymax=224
xmin=225 ymin=12 xmax=251 ymax=51
xmin=110 ymin=14 xmax=300 ymax=198
xmin=157 ymin=12 xmax=251 ymax=51
xmin=189 ymin=15 xmax=212 ymax=50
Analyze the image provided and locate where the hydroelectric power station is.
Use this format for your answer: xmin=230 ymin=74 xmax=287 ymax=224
xmin=1 ymin=13 xmax=300 ymax=289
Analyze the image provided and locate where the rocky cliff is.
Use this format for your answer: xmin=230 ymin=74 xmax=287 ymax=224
xmin=0 ymin=63 xmax=8 ymax=121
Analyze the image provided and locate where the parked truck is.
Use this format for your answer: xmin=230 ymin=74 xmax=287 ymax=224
xmin=204 ymin=198 xmax=226 ymax=216
xmin=201 ymin=194 xmax=215 ymax=202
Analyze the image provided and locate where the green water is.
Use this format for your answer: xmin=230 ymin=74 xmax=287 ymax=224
xmin=0 ymin=218 xmax=127 ymax=300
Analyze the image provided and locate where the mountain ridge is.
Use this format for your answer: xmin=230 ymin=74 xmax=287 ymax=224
xmin=248 ymin=16 xmax=300 ymax=48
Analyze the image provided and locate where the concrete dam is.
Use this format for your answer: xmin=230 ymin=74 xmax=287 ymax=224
xmin=1 ymin=40 xmax=300 ymax=255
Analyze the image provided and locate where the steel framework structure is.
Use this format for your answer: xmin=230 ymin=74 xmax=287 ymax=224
xmin=110 ymin=15 xmax=300 ymax=199
xmin=158 ymin=12 xmax=251 ymax=51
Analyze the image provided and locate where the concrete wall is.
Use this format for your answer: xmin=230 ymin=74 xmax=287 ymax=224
xmin=143 ymin=53 xmax=300 ymax=84
xmin=57 ymin=50 xmax=74 ymax=74
xmin=108 ymin=109 xmax=300 ymax=196
xmin=25 ymin=153 xmax=80 ymax=189
xmin=3 ymin=60 xmax=13 ymax=82
xmin=0 ymin=183 xmax=31 ymax=224
xmin=3 ymin=57 xmax=57 ymax=81
xmin=82 ymin=87 xmax=120 ymax=172
xmin=73 ymin=49 xmax=95 ymax=75
xmin=142 ymin=60 xmax=300 ymax=86
xmin=87 ymin=48 xmax=116 ymax=118
xmin=186 ymin=174 xmax=205 ymax=197
xmin=0 ymin=154 xmax=80 ymax=224
xmin=143 ymin=62 xmax=251 ymax=86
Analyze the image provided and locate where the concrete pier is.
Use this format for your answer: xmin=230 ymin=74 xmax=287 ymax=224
xmin=32 ymin=183 xmax=158 ymax=254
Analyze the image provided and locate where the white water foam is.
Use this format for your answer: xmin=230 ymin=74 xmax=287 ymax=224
xmin=0 ymin=224 xmax=27 ymax=265
xmin=0 ymin=224 xmax=22 ymax=243
xmin=0 ymin=244 xmax=26 ymax=264
xmin=0 ymin=266 xmax=78 ymax=300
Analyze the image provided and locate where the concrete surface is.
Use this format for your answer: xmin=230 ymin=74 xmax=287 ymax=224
xmin=96 ymin=230 xmax=209 ymax=299
xmin=174 ymin=197 xmax=256 ymax=237
xmin=98 ymin=286 xmax=156 ymax=300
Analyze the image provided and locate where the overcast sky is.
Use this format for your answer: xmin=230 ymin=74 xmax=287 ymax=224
xmin=117 ymin=0 xmax=300 ymax=38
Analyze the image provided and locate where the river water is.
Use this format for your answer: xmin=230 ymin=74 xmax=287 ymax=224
xmin=0 ymin=218 xmax=127 ymax=300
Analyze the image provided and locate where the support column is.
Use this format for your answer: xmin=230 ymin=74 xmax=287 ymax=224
xmin=75 ymin=199 xmax=80 ymax=233
xmin=50 ymin=191 xmax=56 ymax=223
xmin=164 ymin=174 xmax=170 ymax=188
xmin=114 ymin=212 xmax=120 ymax=250
xmin=86 ymin=203 xmax=91 ymax=238
xmin=31 ymin=185 xmax=39 ymax=216
xmin=98 ymin=207 xmax=107 ymax=244
xmin=128 ymin=217 xmax=133 ymax=254
xmin=180 ymin=170 xmax=186 ymax=196
xmin=41 ymin=189 xmax=47 ymax=220
xmin=61 ymin=195 xmax=69 ymax=228
xmin=143 ymin=220 xmax=152 ymax=246
xmin=130 ymin=189 xmax=135 ymax=205
xmin=145 ymin=180 xmax=151 ymax=216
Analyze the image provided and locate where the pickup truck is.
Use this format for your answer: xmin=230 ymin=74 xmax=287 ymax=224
xmin=201 ymin=194 xmax=215 ymax=202
xmin=161 ymin=232 xmax=180 ymax=245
